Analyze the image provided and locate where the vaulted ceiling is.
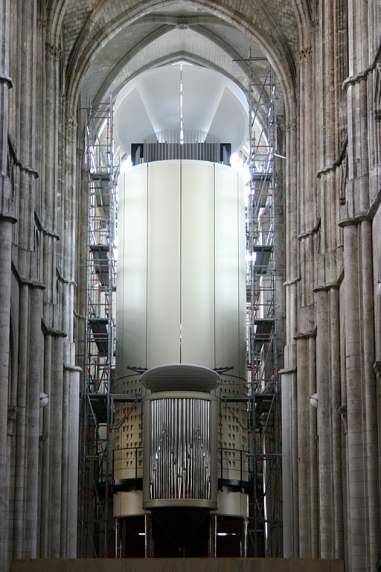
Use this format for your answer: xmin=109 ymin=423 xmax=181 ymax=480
xmin=51 ymin=0 xmax=312 ymax=115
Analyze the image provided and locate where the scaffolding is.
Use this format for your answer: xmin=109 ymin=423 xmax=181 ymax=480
xmin=246 ymin=61 xmax=282 ymax=556
xmin=78 ymin=67 xmax=282 ymax=558
xmin=79 ymin=101 xmax=117 ymax=556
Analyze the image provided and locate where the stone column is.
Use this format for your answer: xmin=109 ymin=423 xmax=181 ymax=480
xmin=295 ymin=335 xmax=312 ymax=556
xmin=15 ymin=0 xmax=38 ymax=269
xmin=60 ymin=368 xmax=70 ymax=556
xmin=0 ymin=0 xmax=12 ymax=211
xmin=0 ymin=0 xmax=16 ymax=565
xmin=13 ymin=285 xmax=29 ymax=558
xmin=344 ymin=1 xmax=380 ymax=569
xmin=48 ymin=333 xmax=65 ymax=557
xmin=24 ymin=284 xmax=44 ymax=558
xmin=343 ymin=222 xmax=367 ymax=572
xmin=280 ymin=366 xmax=298 ymax=557
xmin=0 ymin=218 xmax=15 ymax=567
xmin=315 ymin=289 xmax=334 ymax=558
xmin=39 ymin=333 xmax=52 ymax=557
xmin=307 ymin=336 xmax=318 ymax=557
xmin=328 ymin=287 xmax=344 ymax=559
xmin=43 ymin=39 xmax=61 ymax=328
xmin=66 ymin=366 xmax=80 ymax=557
xmin=360 ymin=219 xmax=379 ymax=568
xmin=281 ymin=112 xmax=299 ymax=557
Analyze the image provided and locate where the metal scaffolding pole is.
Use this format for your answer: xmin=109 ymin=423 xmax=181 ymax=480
xmin=79 ymin=101 xmax=117 ymax=557
xmin=246 ymin=60 xmax=282 ymax=557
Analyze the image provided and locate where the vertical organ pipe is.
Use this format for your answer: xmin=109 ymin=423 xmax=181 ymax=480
xmin=145 ymin=394 xmax=215 ymax=505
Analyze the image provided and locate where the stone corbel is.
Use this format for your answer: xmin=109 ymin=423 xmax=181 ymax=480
xmin=34 ymin=212 xmax=60 ymax=240
xmin=338 ymin=185 xmax=381 ymax=225
xmin=317 ymin=138 xmax=348 ymax=179
xmin=294 ymin=327 xmax=317 ymax=340
xmin=279 ymin=367 xmax=297 ymax=375
xmin=298 ymin=218 xmax=321 ymax=240
xmin=64 ymin=364 xmax=82 ymax=373
xmin=56 ymin=267 xmax=76 ymax=286
xmin=342 ymin=43 xmax=381 ymax=91
xmin=41 ymin=319 xmax=67 ymax=338
xmin=283 ymin=275 xmax=301 ymax=287
xmin=0 ymin=73 xmax=13 ymax=88
xmin=8 ymin=136 xmax=39 ymax=179
xmin=11 ymin=262 xmax=45 ymax=289
xmin=313 ymin=272 xmax=343 ymax=292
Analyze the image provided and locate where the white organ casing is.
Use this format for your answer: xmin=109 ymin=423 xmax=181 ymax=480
xmin=115 ymin=160 xmax=247 ymax=511
xmin=117 ymin=160 xmax=246 ymax=375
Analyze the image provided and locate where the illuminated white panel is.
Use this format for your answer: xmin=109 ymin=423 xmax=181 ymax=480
xmin=147 ymin=161 xmax=180 ymax=366
xmin=119 ymin=164 xmax=148 ymax=371
xmin=118 ymin=160 xmax=245 ymax=377
xmin=214 ymin=164 xmax=240 ymax=374
xmin=181 ymin=161 xmax=215 ymax=367
xmin=238 ymin=172 xmax=247 ymax=378
xmin=116 ymin=171 xmax=126 ymax=374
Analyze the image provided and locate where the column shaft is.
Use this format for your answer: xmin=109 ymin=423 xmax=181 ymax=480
xmin=13 ymin=285 xmax=29 ymax=557
xmin=316 ymin=290 xmax=333 ymax=557
xmin=24 ymin=286 xmax=43 ymax=557
xmin=48 ymin=335 xmax=64 ymax=556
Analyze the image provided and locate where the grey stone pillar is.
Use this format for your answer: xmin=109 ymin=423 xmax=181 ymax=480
xmin=43 ymin=40 xmax=60 ymax=328
xmin=39 ymin=333 xmax=52 ymax=557
xmin=24 ymin=284 xmax=44 ymax=558
xmin=307 ymin=336 xmax=318 ymax=558
xmin=281 ymin=112 xmax=299 ymax=558
xmin=48 ymin=333 xmax=65 ymax=557
xmin=13 ymin=285 xmax=29 ymax=557
xmin=0 ymin=0 xmax=15 ymax=565
xmin=295 ymin=335 xmax=311 ymax=556
xmin=0 ymin=217 xmax=15 ymax=567
xmin=315 ymin=289 xmax=334 ymax=558
xmin=61 ymin=361 xmax=81 ymax=557
xmin=329 ymin=287 xmax=344 ymax=559
xmin=343 ymin=223 xmax=367 ymax=572
xmin=60 ymin=368 xmax=70 ymax=556
xmin=344 ymin=2 xmax=380 ymax=569
xmin=360 ymin=219 xmax=379 ymax=568
xmin=66 ymin=367 xmax=80 ymax=557
xmin=280 ymin=367 xmax=298 ymax=557
xmin=0 ymin=0 xmax=12 ymax=210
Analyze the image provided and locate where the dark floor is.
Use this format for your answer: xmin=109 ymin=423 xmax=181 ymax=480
xmin=11 ymin=558 xmax=344 ymax=572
